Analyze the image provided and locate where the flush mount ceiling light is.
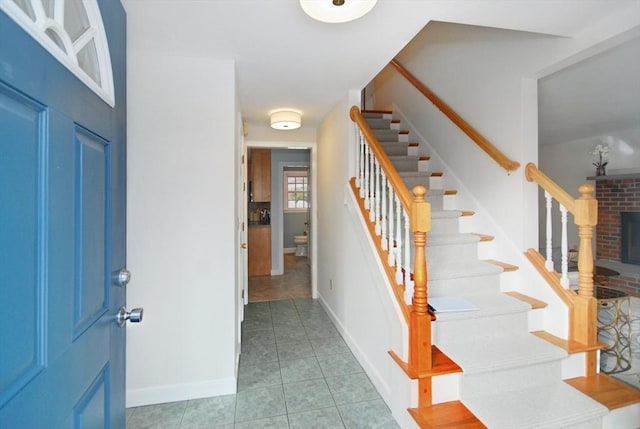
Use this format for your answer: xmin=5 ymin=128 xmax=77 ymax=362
xmin=300 ymin=0 xmax=377 ymax=24
xmin=270 ymin=110 xmax=302 ymax=130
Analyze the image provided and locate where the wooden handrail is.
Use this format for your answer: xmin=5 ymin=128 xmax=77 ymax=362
xmin=350 ymin=106 xmax=413 ymax=211
xmin=390 ymin=59 xmax=521 ymax=174
xmin=525 ymin=162 xmax=599 ymax=376
xmin=525 ymin=163 xmax=575 ymax=213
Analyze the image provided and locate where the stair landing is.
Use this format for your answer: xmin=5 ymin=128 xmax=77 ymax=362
xmin=566 ymin=373 xmax=640 ymax=410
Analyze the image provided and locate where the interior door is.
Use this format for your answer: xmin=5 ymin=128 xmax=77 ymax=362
xmin=0 ymin=1 xmax=128 ymax=427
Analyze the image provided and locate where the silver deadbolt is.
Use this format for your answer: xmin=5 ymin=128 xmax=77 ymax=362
xmin=117 ymin=307 xmax=143 ymax=327
xmin=114 ymin=269 xmax=131 ymax=287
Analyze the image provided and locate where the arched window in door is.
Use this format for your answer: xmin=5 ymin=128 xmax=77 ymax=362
xmin=0 ymin=0 xmax=115 ymax=106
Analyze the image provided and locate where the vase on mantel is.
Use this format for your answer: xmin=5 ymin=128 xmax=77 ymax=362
xmin=596 ymin=165 xmax=606 ymax=176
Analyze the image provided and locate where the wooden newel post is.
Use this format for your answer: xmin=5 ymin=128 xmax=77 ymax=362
xmin=409 ymin=185 xmax=432 ymax=373
xmin=573 ymin=183 xmax=599 ymax=375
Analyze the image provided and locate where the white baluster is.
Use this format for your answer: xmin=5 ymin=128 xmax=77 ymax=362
xmin=373 ymin=160 xmax=381 ymax=231
xmin=387 ymin=188 xmax=395 ymax=266
xmin=380 ymin=173 xmax=388 ymax=250
xmin=404 ymin=210 xmax=412 ymax=301
xmin=369 ymin=148 xmax=375 ymax=215
xmin=356 ymin=130 xmax=364 ymax=189
xmin=395 ymin=194 xmax=403 ymax=284
xmin=545 ymin=191 xmax=554 ymax=271
xmin=370 ymin=158 xmax=378 ymax=223
xmin=560 ymin=204 xmax=569 ymax=288
xmin=363 ymin=144 xmax=369 ymax=206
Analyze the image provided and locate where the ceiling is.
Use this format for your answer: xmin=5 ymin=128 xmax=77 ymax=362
xmin=538 ymin=36 xmax=640 ymax=146
xmin=121 ymin=0 xmax=639 ymax=134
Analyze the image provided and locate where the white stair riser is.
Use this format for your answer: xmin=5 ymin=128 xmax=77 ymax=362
xmin=460 ymin=361 xmax=562 ymax=398
xmin=431 ymin=217 xmax=460 ymax=234
xmin=418 ymin=158 xmax=430 ymax=171
xmin=428 ymin=274 xmax=502 ymax=296
xmin=426 ymin=194 xmax=445 ymax=211
xmin=427 ymin=241 xmax=478 ymax=263
xmin=434 ymin=312 xmax=529 ymax=344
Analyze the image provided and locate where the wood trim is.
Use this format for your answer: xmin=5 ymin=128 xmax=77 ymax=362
xmin=409 ymin=401 xmax=486 ymax=429
xmin=388 ymin=347 xmax=461 ymax=379
xmin=349 ymin=178 xmax=410 ymax=323
xmin=486 ymin=260 xmax=518 ymax=272
xmin=532 ymin=331 xmax=605 ymax=354
xmin=524 ymin=248 xmax=576 ymax=307
xmin=350 ymin=106 xmax=413 ymax=211
xmin=525 ymin=163 xmax=575 ymax=213
xmin=504 ymin=291 xmax=547 ymax=309
xmin=565 ymin=374 xmax=640 ymax=410
xmin=390 ymin=59 xmax=520 ymax=174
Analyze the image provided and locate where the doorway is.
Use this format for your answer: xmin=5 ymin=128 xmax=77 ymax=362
xmin=244 ymin=144 xmax=316 ymax=302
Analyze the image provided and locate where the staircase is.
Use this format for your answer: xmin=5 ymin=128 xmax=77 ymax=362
xmin=359 ymin=110 xmax=639 ymax=428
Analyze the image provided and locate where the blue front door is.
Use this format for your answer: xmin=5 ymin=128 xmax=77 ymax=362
xmin=0 ymin=1 xmax=127 ymax=427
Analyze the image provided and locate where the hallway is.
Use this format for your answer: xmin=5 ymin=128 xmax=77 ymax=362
xmin=249 ymin=254 xmax=311 ymax=302
xmin=126 ymin=298 xmax=399 ymax=428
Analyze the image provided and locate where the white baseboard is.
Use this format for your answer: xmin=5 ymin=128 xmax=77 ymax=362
xmin=126 ymin=377 xmax=237 ymax=408
xmin=284 ymin=247 xmax=296 ymax=254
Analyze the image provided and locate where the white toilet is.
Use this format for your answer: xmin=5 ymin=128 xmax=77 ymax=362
xmin=293 ymin=234 xmax=308 ymax=256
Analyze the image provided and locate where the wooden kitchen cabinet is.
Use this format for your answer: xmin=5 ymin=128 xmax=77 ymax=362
xmin=248 ymin=226 xmax=271 ymax=276
xmin=250 ymin=149 xmax=271 ymax=202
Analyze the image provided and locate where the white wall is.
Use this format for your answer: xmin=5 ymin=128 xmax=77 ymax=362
xmin=316 ymin=95 xmax=415 ymax=428
xmin=126 ymin=53 xmax=238 ymax=406
xmin=374 ymin=21 xmax=640 ymax=251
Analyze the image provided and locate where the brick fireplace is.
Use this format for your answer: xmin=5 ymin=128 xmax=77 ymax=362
xmin=595 ymin=175 xmax=640 ymax=296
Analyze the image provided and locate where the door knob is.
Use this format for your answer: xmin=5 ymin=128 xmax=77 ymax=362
xmin=114 ymin=269 xmax=131 ymax=287
xmin=117 ymin=307 xmax=144 ymax=327
xmin=241 ymin=242 xmax=247 ymax=249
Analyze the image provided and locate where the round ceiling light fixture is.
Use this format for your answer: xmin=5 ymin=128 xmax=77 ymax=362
xmin=300 ymin=0 xmax=378 ymax=24
xmin=270 ymin=110 xmax=302 ymax=130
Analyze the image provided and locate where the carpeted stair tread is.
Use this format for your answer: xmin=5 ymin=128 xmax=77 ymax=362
xmin=462 ymin=382 xmax=608 ymax=429
xmin=428 ymin=259 xmax=503 ymax=281
xmin=438 ymin=333 xmax=566 ymax=374
xmin=365 ymin=118 xmax=391 ymax=129
xmin=399 ymin=171 xmax=433 ymax=178
xmin=432 ymin=292 xmax=531 ymax=322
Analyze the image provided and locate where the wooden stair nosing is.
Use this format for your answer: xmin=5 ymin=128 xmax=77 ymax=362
xmin=408 ymin=401 xmax=486 ymax=429
xmin=472 ymin=233 xmax=494 ymax=242
xmin=362 ymin=109 xmax=392 ymax=114
xmin=532 ymin=330 xmax=606 ymax=354
xmin=388 ymin=347 xmax=462 ymax=380
xmin=504 ymin=291 xmax=547 ymax=309
xmin=431 ymin=172 xmax=444 ymax=177
xmin=461 ymin=210 xmax=475 ymax=217
xmin=444 ymin=189 xmax=457 ymax=195
xmin=419 ymin=156 xmax=431 ymax=161
xmin=565 ymin=373 xmax=640 ymax=410
xmin=485 ymin=259 xmax=518 ymax=272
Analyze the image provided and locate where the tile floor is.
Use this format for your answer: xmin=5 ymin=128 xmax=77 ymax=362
xmin=248 ymin=254 xmax=311 ymax=302
xmin=126 ymin=298 xmax=399 ymax=428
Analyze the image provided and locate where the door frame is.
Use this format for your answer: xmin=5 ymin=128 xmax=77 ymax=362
xmin=243 ymin=140 xmax=318 ymax=299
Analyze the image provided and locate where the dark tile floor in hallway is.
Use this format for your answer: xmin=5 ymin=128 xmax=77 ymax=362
xmin=126 ymin=298 xmax=399 ymax=428
xmin=249 ymin=254 xmax=311 ymax=302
